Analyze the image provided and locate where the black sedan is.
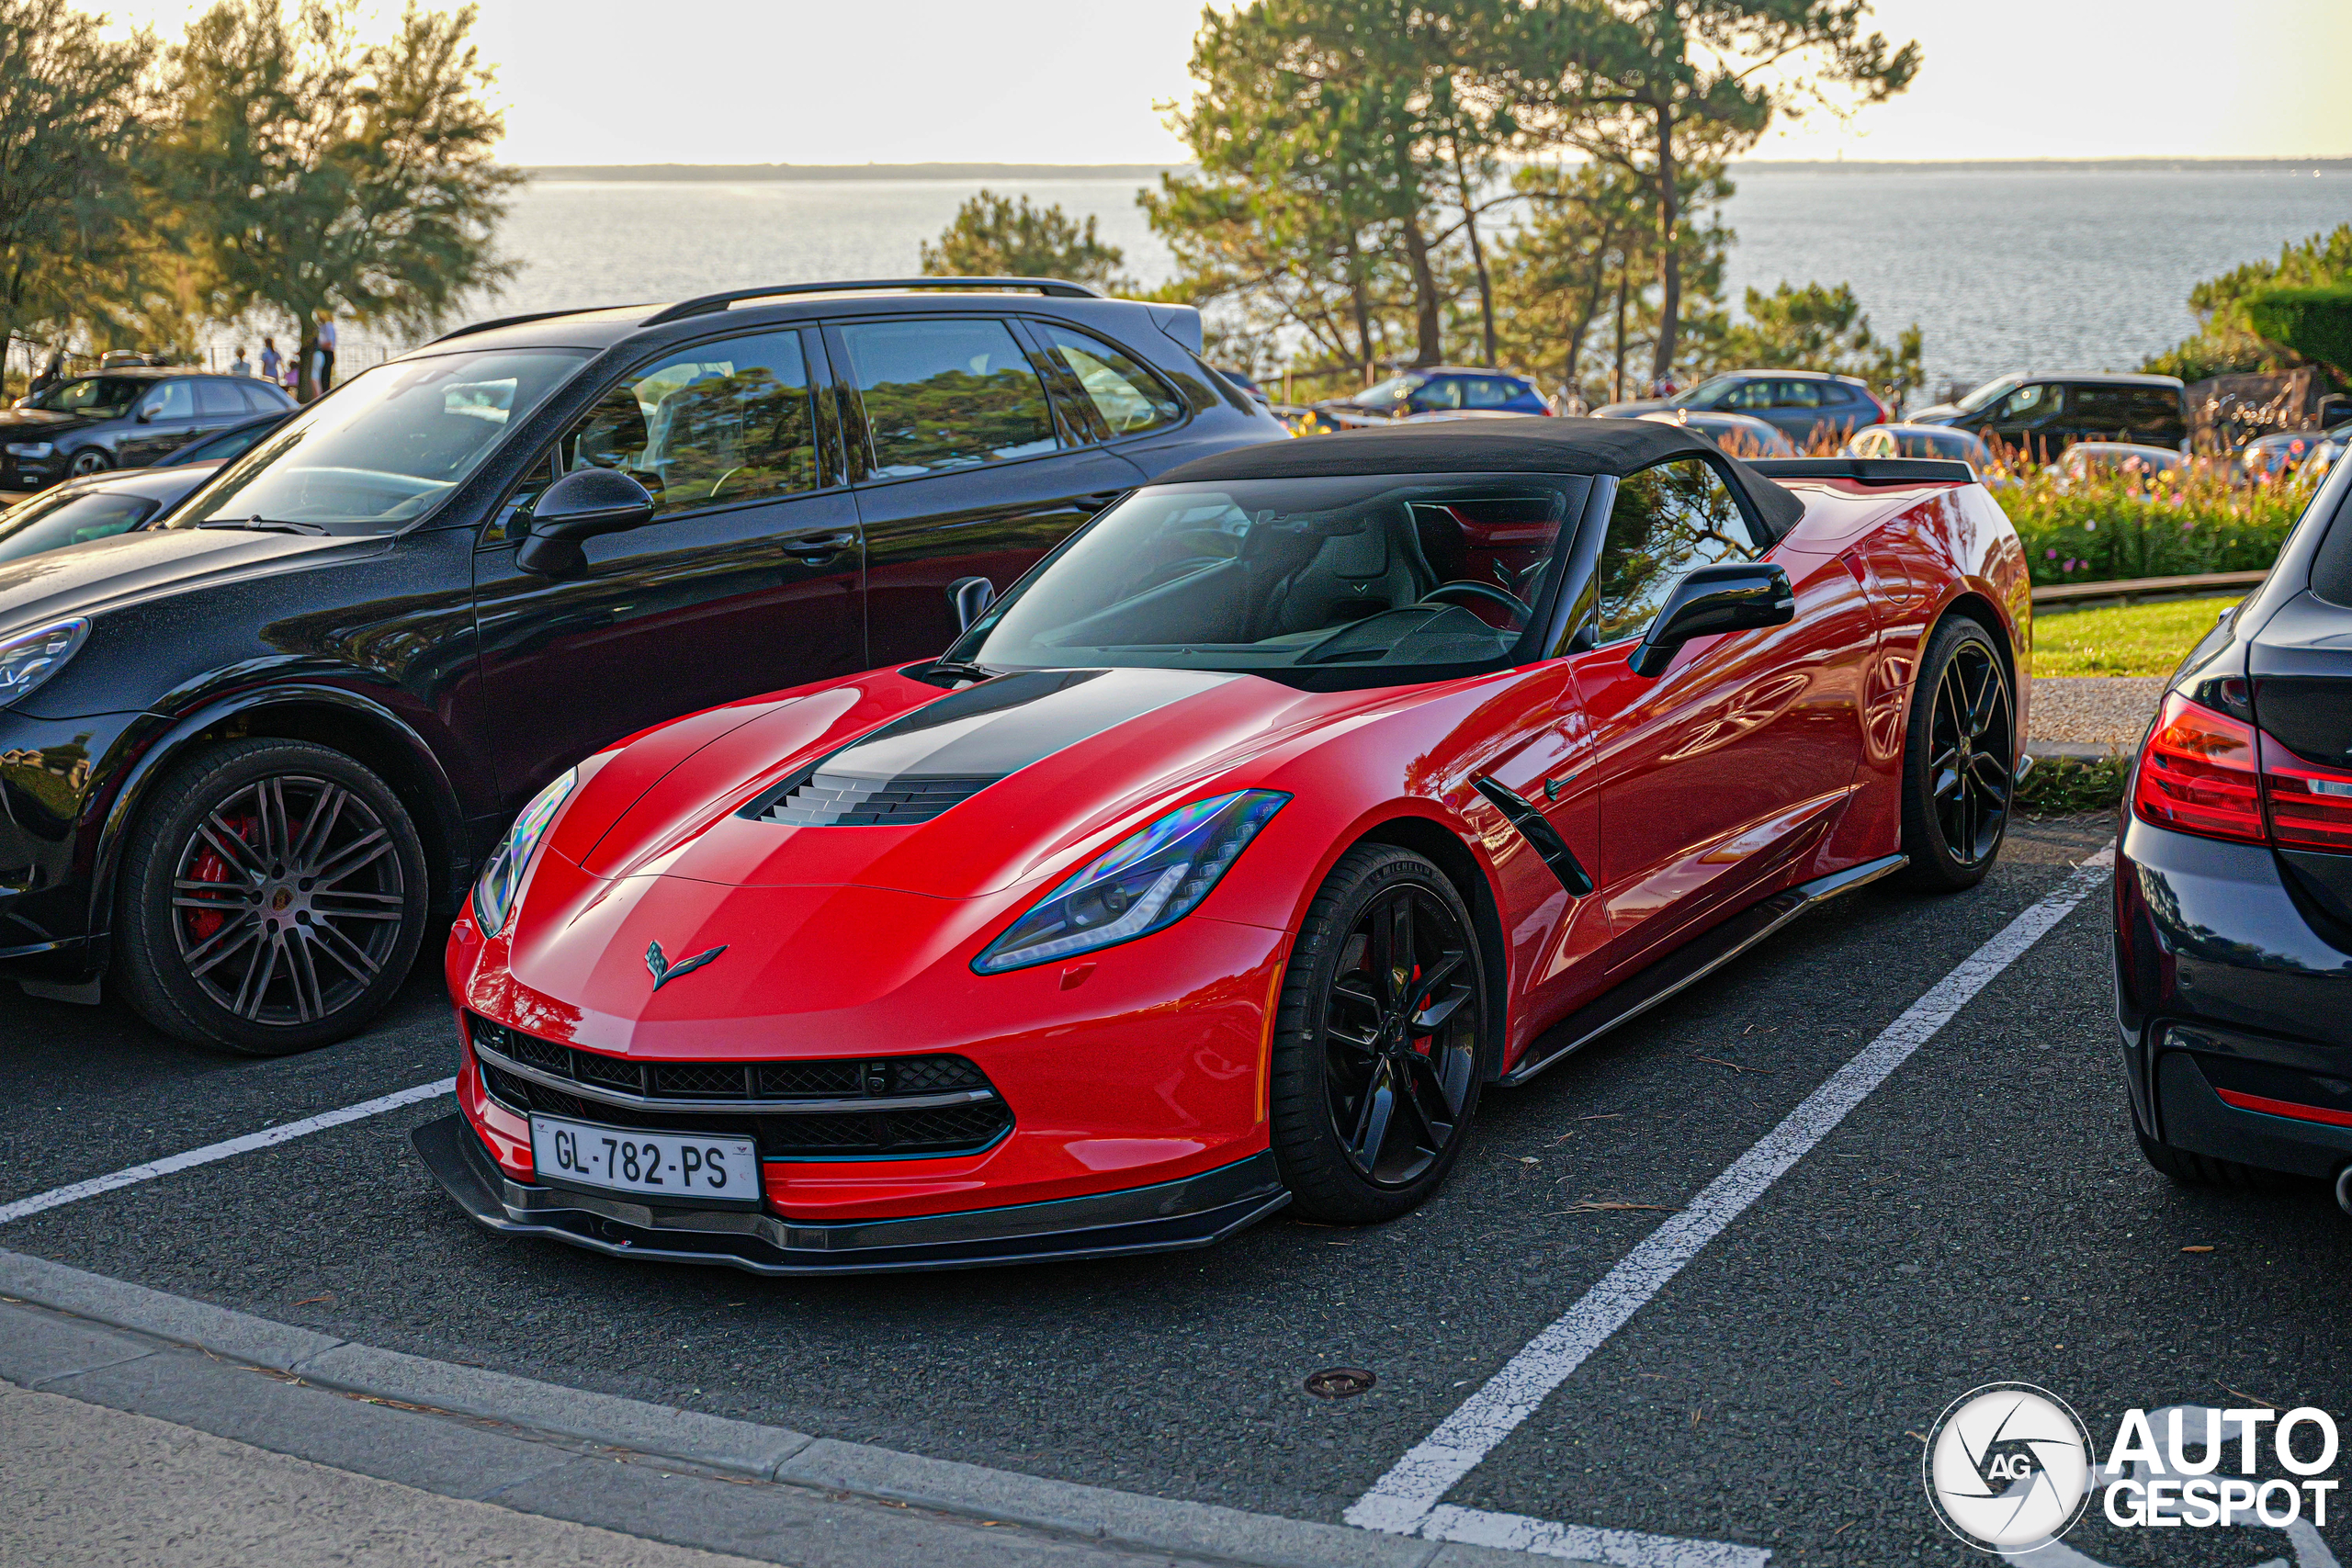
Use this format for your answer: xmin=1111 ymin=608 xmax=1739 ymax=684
xmin=2116 ymin=457 xmax=2352 ymax=1196
xmin=1 ymin=369 xmax=297 ymax=490
xmin=0 ymin=462 xmax=221 ymax=565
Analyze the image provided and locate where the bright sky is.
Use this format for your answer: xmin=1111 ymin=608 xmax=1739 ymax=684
xmin=93 ymin=0 xmax=2352 ymax=165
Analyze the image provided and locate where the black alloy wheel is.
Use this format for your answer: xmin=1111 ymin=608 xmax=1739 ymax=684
xmin=1901 ymin=616 xmax=2016 ymax=891
xmin=67 ymin=449 xmax=109 ymax=479
xmin=1270 ymin=844 xmax=1486 ymax=1223
xmin=116 ymin=739 xmax=427 ymax=1054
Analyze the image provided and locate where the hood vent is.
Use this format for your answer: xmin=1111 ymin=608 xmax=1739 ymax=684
xmin=758 ymin=769 xmax=1003 ymax=828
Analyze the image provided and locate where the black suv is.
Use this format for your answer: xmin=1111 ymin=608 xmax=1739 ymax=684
xmin=0 ymin=279 xmax=1283 ymax=1053
xmin=1910 ymin=371 xmax=2187 ymax=458
xmin=2 ymin=369 xmax=299 ymax=490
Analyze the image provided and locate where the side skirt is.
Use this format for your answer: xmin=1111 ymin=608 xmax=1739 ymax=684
xmin=1497 ymin=852 xmax=1908 ymax=1088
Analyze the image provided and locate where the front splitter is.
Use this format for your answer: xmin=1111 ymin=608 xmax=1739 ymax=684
xmin=413 ymin=1113 xmax=1292 ymax=1276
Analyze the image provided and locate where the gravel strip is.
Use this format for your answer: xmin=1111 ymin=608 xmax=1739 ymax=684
xmin=2028 ymin=676 xmax=2167 ymax=745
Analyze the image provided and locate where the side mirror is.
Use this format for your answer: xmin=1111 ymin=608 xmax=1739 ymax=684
xmin=948 ymin=575 xmax=996 ymax=632
xmin=514 ymin=468 xmax=655 ymax=577
xmin=1627 ymin=560 xmax=1794 ymax=678
xmin=134 ymin=406 xmax=154 ymax=423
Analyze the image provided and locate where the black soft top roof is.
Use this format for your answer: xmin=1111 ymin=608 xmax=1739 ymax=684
xmin=1152 ymin=417 xmax=1805 ymax=540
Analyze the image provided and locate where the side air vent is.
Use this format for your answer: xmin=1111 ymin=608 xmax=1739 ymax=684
xmin=1471 ymin=776 xmax=1594 ymax=897
xmin=757 ymin=770 xmax=1001 ymax=827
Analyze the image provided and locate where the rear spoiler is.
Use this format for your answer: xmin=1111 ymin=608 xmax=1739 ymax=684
xmin=1747 ymin=457 xmax=1973 ymax=486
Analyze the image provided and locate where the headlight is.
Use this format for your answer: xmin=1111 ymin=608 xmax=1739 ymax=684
xmin=973 ymin=790 xmax=1286 ymax=974
xmin=470 ymin=767 xmax=576 ymax=935
xmin=6 ymin=443 xmax=52 ymax=459
xmin=0 ymin=618 xmax=87 ymax=707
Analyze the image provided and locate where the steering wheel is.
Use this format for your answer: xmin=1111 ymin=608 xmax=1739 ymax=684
xmin=1416 ymin=579 xmax=1532 ymax=624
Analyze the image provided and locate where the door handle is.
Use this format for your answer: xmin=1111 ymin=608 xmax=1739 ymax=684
xmin=781 ymin=529 xmax=856 ymax=562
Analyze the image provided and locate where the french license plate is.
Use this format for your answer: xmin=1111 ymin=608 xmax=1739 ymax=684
xmin=530 ymin=1114 xmax=759 ymax=1201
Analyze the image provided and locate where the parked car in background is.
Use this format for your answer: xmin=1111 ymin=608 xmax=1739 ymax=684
xmin=0 ymin=369 xmax=298 ymax=489
xmin=2114 ymin=457 xmax=2352 ymax=1195
xmin=156 ymin=408 xmax=296 ymax=468
xmin=1845 ymin=423 xmax=1998 ymax=469
xmin=1909 ymin=371 xmax=2186 ymax=460
xmin=1594 ymin=369 xmax=1889 ymax=449
xmin=0 ymin=277 xmax=1285 ymax=1056
xmin=2064 ymin=442 xmax=2188 ymax=480
xmin=2238 ymin=430 xmax=2332 ymax=481
xmin=1312 ymin=367 xmax=1552 ymax=424
xmin=1213 ymin=366 xmax=1267 ymax=400
xmin=1636 ymin=407 xmax=1798 ymax=457
xmin=0 ymin=462 xmax=220 ymax=566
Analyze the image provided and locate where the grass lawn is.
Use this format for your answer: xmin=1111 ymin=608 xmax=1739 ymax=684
xmin=2032 ymin=594 xmax=2243 ymax=678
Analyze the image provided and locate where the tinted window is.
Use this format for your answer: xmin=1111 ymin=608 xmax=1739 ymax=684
xmin=961 ymin=474 xmax=1574 ymax=678
xmin=1770 ymin=379 xmax=1822 ymax=409
xmin=1996 ymin=383 xmax=2063 ymax=420
xmin=244 ymin=381 xmax=292 ymax=411
xmin=177 ymin=419 xmax=275 ymax=465
xmin=1596 ymin=457 xmax=1761 ymax=646
xmin=1720 ymin=379 xmax=1772 ymax=411
xmin=2314 ymin=501 xmax=2352 ymax=608
xmin=137 ymin=380 xmax=193 ymax=421
xmin=2130 ymin=389 xmax=2183 ymax=428
xmin=842 ymin=318 xmax=1057 ymax=477
xmin=1462 ymin=378 xmax=1520 ymax=409
xmin=1037 ymin=323 xmax=1182 ymax=438
xmin=1820 ymin=381 xmax=1862 ymax=404
xmin=1415 ymin=378 xmax=1464 ymax=411
xmin=195 ymin=379 xmax=243 ymax=419
xmin=0 ymin=489 xmax=156 ymax=559
xmin=548 ymin=331 xmax=817 ymax=519
xmin=175 ymin=348 xmax=589 ymax=535
xmin=31 ymin=377 xmax=144 ymax=416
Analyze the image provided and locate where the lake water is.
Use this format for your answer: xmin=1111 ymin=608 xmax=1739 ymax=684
xmin=363 ymin=163 xmax=2349 ymax=397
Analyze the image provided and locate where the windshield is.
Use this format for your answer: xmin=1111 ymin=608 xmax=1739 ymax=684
xmin=952 ymin=474 xmax=1582 ymax=683
xmin=1954 ymin=375 xmax=2023 ymax=414
xmin=1351 ymin=374 xmax=1429 ymax=410
xmin=0 ymin=488 xmax=156 ymax=560
xmin=30 ymin=377 xmax=148 ymax=417
xmin=1668 ymin=374 xmax=1743 ymax=409
xmin=172 ymin=348 xmax=590 ymax=535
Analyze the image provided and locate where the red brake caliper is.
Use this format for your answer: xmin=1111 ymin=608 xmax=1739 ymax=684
xmin=185 ymin=815 xmax=256 ymax=942
xmin=1409 ymin=962 xmax=1431 ymax=1055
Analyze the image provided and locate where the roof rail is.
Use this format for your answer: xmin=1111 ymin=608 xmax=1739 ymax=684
xmin=1747 ymin=457 xmax=1974 ymax=486
xmin=424 ymin=307 xmax=647 ymax=346
xmin=640 ymin=276 xmax=1102 ymax=326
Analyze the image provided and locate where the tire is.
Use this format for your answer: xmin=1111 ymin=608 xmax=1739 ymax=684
xmin=1900 ymin=615 xmax=2018 ymax=892
xmin=113 ymin=739 xmax=428 ymax=1055
xmin=1269 ymin=844 xmax=1487 ymax=1224
xmin=67 ymin=448 xmax=111 ymax=479
xmin=2133 ymin=1127 xmax=2294 ymax=1192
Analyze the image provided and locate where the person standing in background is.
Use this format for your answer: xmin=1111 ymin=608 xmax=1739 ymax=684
xmin=312 ymin=309 xmax=337 ymax=397
xmin=230 ymin=345 xmax=252 ymax=377
xmin=259 ymin=336 xmax=281 ymax=386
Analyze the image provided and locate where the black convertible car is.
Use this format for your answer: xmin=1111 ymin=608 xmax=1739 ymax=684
xmin=2117 ymin=455 xmax=2352 ymax=1195
xmin=0 ymin=278 xmax=1283 ymax=1054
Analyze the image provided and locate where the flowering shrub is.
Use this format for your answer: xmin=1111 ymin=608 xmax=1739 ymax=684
xmin=1995 ymin=458 xmax=2323 ymax=586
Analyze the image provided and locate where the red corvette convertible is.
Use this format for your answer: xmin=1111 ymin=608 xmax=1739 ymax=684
xmin=414 ymin=422 xmax=2030 ymax=1274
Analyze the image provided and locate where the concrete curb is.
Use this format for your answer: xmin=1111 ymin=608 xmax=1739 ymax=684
xmin=0 ymin=1247 xmax=1561 ymax=1568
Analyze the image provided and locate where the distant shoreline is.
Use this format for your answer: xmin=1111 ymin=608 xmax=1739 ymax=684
xmin=518 ymin=156 xmax=2351 ymax=183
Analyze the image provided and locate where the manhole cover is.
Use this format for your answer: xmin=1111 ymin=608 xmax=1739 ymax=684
xmin=1304 ymin=1367 xmax=1376 ymax=1399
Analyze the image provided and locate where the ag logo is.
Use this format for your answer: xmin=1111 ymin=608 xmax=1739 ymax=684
xmin=1925 ymin=1382 xmax=2094 ymax=1551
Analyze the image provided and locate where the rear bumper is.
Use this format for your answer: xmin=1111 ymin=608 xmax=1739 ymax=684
xmin=2115 ymin=815 xmax=2352 ymax=1176
xmin=413 ymin=1111 xmax=1292 ymax=1275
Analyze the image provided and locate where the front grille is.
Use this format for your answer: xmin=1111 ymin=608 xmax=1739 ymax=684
xmin=469 ymin=1015 xmax=1012 ymax=1159
xmin=757 ymin=770 xmax=1000 ymax=827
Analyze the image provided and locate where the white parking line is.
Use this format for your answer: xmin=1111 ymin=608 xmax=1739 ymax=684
xmin=0 ymin=1077 xmax=455 ymax=1226
xmin=1348 ymin=846 xmax=2117 ymax=1550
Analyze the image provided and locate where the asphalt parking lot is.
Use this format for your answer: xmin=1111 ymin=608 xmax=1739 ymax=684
xmin=3 ymin=809 xmax=2342 ymax=1567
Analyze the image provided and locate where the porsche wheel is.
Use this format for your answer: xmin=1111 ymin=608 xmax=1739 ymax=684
xmin=114 ymin=739 xmax=428 ymax=1055
xmin=1270 ymin=844 xmax=1486 ymax=1224
xmin=1900 ymin=615 xmax=2016 ymax=892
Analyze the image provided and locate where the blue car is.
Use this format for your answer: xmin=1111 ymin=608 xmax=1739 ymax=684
xmin=1315 ymin=367 xmax=1552 ymax=424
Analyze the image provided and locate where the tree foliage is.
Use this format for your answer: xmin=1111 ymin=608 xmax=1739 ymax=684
xmin=0 ymin=0 xmax=162 ymax=363
xmin=919 ymin=190 xmax=1127 ymax=292
xmin=2241 ymin=286 xmax=2352 ymax=380
xmin=2147 ymin=227 xmax=2352 ymax=385
xmin=161 ymin=0 xmax=518 ymax=397
xmin=1716 ymin=279 xmax=1921 ymax=393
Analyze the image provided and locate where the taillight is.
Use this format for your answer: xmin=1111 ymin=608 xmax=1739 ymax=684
xmin=2133 ymin=694 xmax=2265 ymax=842
xmin=2261 ymin=733 xmax=2352 ymax=852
